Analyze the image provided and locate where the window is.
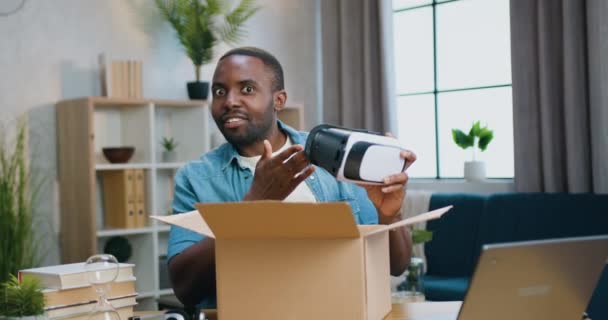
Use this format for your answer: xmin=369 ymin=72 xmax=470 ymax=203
xmin=392 ymin=0 xmax=514 ymax=178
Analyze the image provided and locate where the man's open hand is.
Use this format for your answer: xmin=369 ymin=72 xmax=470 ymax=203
xmin=243 ymin=140 xmax=315 ymax=201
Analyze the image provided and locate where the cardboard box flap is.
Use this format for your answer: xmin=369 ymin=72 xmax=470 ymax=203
xmin=357 ymin=224 xmax=385 ymax=236
xmin=196 ymin=201 xmax=361 ymax=239
xmin=361 ymin=206 xmax=453 ymax=237
xmin=151 ymin=211 xmax=216 ymax=238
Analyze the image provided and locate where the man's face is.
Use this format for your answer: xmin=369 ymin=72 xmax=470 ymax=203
xmin=211 ymin=55 xmax=278 ymax=147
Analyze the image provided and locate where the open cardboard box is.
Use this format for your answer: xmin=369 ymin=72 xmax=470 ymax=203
xmin=153 ymin=202 xmax=451 ymax=320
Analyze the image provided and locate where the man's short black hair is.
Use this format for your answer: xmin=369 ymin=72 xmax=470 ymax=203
xmin=219 ymin=47 xmax=285 ymax=92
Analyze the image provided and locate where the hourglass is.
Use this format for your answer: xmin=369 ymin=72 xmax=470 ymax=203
xmin=85 ymin=254 xmax=121 ymax=320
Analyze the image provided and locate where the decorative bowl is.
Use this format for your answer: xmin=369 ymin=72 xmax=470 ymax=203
xmin=102 ymin=146 xmax=135 ymax=163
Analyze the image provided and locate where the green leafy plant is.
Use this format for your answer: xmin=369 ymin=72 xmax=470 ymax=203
xmin=451 ymin=121 xmax=494 ymax=160
xmin=0 ymin=120 xmax=39 ymax=285
xmin=411 ymin=228 xmax=433 ymax=245
xmin=161 ymin=137 xmax=179 ymax=152
xmin=155 ymin=0 xmax=260 ymax=82
xmin=397 ymin=228 xmax=433 ymax=294
xmin=0 ymin=274 xmax=45 ymax=317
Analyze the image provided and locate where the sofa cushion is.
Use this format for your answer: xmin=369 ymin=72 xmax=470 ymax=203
xmin=422 ymin=275 xmax=470 ymax=301
xmin=477 ymin=193 xmax=608 ymax=261
xmin=426 ymin=194 xmax=486 ymax=277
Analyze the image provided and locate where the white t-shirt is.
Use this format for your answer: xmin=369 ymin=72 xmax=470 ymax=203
xmin=236 ymin=138 xmax=317 ymax=203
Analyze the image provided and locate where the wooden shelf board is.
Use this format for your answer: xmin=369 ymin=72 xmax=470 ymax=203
xmin=137 ymin=291 xmax=156 ymax=299
xmin=87 ymin=96 xmax=208 ymax=108
xmin=97 ymin=226 xmax=156 ymax=237
xmin=156 ymin=162 xmax=186 ymax=170
xmin=158 ymin=288 xmax=174 ymax=296
xmin=153 ymin=99 xmax=208 ymax=108
xmin=95 ymin=163 xmax=154 ymax=171
xmin=156 ymin=225 xmax=171 ymax=232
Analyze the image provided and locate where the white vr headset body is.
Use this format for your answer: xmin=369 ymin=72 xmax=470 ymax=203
xmin=304 ymin=124 xmax=408 ymax=185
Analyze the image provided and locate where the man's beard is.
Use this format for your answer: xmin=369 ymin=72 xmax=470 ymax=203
xmin=219 ymin=100 xmax=275 ymax=147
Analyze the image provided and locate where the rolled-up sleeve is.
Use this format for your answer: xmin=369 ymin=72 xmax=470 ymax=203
xmin=167 ymin=167 xmax=205 ymax=262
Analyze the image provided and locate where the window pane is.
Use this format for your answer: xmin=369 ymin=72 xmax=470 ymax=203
xmin=437 ymin=87 xmax=514 ymax=178
xmin=396 ymin=94 xmax=437 ymax=178
xmin=436 ymin=0 xmax=511 ymax=90
xmin=393 ymin=0 xmax=432 ymax=11
xmin=393 ymin=8 xmax=434 ymax=94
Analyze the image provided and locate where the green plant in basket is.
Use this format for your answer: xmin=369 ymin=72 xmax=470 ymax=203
xmin=0 ymin=274 xmax=45 ymax=318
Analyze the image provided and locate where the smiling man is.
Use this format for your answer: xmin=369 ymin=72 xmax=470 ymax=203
xmin=167 ymin=47 xmax=416 ymax=308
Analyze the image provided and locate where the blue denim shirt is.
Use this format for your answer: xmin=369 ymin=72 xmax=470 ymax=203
xmin=167 ymin=121 xmax=379 ymax=307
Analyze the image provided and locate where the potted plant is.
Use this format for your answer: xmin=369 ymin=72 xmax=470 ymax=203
xmin=394 ymin=228 xmax=433 ymax=302
xmin=161 ymin=137 xmax=179 ymax=163
xmin=155 ymin=0 xmax=259 ymax=100
xmin=0 ymin=120 xmax=38 ymax=285
xmin=0 ymin=275 xmax=45 ymax=320
xmin=452 ymin=121 xmax=494 ymax=182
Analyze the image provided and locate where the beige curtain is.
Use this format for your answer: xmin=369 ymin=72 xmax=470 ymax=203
xmin=510 ymin=0 xmax=608 ymax=193
xmin=320 ymin=0 xmax=397 ymax=134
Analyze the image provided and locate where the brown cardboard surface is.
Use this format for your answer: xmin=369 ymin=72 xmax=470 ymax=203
xmin=151 ymin=202 xmax=452 ymax=320
xmin=358 ymin=224 xmax=385 ymax=236
xmin=151 ymin=211 xmax=215 ymax=238
xmin=215 ymin=238 xmax=366 ymax=319
xmin=363 ymin=206 xmax=453 ymax=237
xmin=364 ymin=232 xmax=391 ymax=320
xmin=197 ymin=201 xmax=361 ymax=239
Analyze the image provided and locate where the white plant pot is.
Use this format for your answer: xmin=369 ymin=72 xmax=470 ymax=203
xmin=464 ymin=161 xmax=486 ymax=182
xmin=162 ymin=151 xmax=177 ymax=163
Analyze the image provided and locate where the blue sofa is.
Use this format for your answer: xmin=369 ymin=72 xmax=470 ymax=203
xmin=422 ymin=193 xmax=608 ymax=319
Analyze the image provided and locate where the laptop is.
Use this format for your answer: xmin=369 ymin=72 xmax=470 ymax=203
xmin=418 ymin=235 xmax=608 ymax=320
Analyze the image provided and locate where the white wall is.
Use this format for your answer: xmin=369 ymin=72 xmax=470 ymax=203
xmin=0 ymin=0 xmax=319 ymax=266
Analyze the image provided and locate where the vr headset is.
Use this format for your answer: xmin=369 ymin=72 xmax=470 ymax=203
xmin=304 ymin=124 xmax=408 ymax=184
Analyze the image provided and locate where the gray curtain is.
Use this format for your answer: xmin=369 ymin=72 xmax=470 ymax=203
xmin=510 ymin=0 xmax=608 ymax=193
xmin=320 ymin=0 xmax=397 ymax=134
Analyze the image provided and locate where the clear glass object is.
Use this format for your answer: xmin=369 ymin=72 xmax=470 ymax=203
xmin=392 ymin=257 xmax=426 ymax=303
xmin=85 ymin=254 xmax=121 ymax=320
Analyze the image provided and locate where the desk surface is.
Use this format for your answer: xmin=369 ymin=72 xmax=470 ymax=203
xmin=387 ymin=302 xmax=461 ymax=319
xmin=135 ymin=301 xmax=462 ymax=320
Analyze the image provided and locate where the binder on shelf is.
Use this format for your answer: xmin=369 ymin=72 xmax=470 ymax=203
xmin=134 ymin=169 xmax=146 ymax=228
xmin=102 ymin=169 xmax=137 ymax=229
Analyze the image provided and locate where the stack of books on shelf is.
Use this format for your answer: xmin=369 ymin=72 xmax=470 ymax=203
xmin=19 ymin=263 xmax=137 ymax=320
xmin=99 ymin=54 xmax=143 ymax=99
xmin=102 ymin=169 xmax=147 ymax=229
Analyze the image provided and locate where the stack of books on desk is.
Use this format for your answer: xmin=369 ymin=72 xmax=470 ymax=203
xmin=19 ymin=263 xmax=137 ymax=320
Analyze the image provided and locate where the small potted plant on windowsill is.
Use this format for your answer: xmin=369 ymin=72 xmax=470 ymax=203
xmin=452 ymin=121 xmax=494 ymax=182
xmin=0 ymin=275 xmax=45 ymax=320
xmin=161 ymin=137 xmax=179 ymax=163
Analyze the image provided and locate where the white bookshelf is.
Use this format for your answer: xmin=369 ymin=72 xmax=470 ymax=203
xmin=95 ymin=163 xmax=155 ymax=171
xmin=56 ymin=97 xmax=213 ymax=311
